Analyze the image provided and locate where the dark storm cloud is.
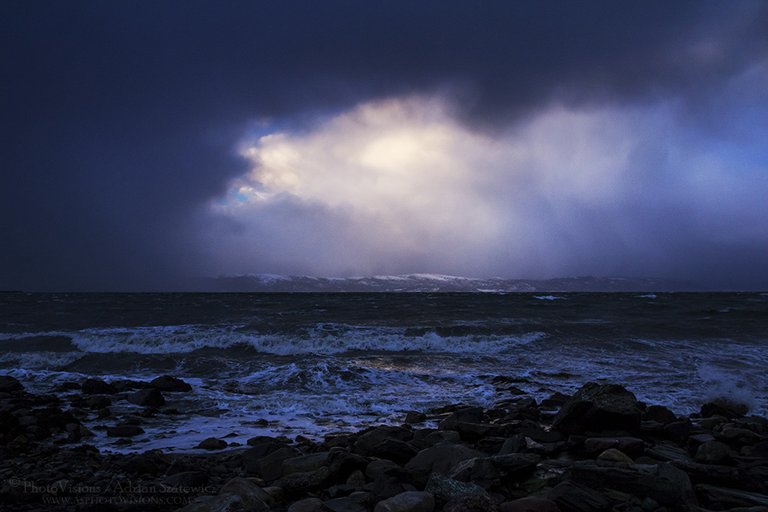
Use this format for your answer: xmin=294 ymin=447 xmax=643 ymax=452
xmin=1 ymin=1 xmax=767 ymax=290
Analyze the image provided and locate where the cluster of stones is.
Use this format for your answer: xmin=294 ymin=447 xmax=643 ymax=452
xmin=2 ymin=374 xmax=768 ymax=512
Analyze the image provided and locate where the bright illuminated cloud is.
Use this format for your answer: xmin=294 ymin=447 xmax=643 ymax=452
xmin=207 ymin=89 xmax=768 ymax=281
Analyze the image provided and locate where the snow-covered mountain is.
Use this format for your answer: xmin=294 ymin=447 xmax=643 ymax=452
xmin=200 ymin=273 xmax=695 ymax=292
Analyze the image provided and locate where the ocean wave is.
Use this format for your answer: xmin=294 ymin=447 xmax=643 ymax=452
xmin=0 ymin=325 xmax=547 ymax=356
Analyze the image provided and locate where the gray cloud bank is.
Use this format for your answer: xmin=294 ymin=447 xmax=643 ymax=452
xmin=1 ymin=1 xmax=767 ymax=290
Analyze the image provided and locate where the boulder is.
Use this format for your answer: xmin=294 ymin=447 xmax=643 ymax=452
xmin=547 ymin=481 xmax=611 ymax=512
xmin=443 ymin=494 xmax=497 ymax=512
xmin=583 ymin=437 xmax=644 ymax=457
xmin=164 ymin=471 xmax=209 ymax=488
xmin=597 ymin=448 xmax=633 ymax=464
xmin=424 ymin=473 xmax=488 ymax=501
xmin=355 ymin=426 xmax=412 ymax=455
xmin=568 ymin=461 xmax=697 ymax=506
xmin=552 ymin=383 xmax=642 ymax=434
xmin=288 ymin=497 xmax=324 ymax=512
xmin=282 ymin=452 xmax=330 ymax=476
xmin=374 ymin=491 xmax=435 ymax=512
xmin=643 ymin=405 xmax=677 ymax=424
xmin=700 ymin=398 xmax=749 ymax=419
xmin=0 ymin=375 xmax=23 ymax=393
xmin=405 ymin=442 xmax=480 ymax=485
xmin=219 ymin=477 xmax=274 ymax=510
xmin=150 ymin=375 xmax=193 ymax=392
xmin=695 ymin=441 xmax=732 ymax=465
xmin=695 ymin=484 xmax=768 ymax=508
xmin=177 ymin=494 xmax=245 ymax=512
xmin=280 ymin=467 xmax=330 ymax=494
xmin=197 ymin=437 xmax=228 ymax=450
xmin=499 ymin=497 xmax=561 ymax=512
xmin=127 ymin=388 xmax=165 ymax=407
xmin=368 ymin=438 xmax=419 ymax=464
xmin=323 ymin=496 xmax=368 ymax=512
xmin=81 ymin=378 xmax=117 ymax=394
xmin=438 ymin=407 xmax=485 ymax=430
xmin=245 ymin=445 xmax=301 ymax=480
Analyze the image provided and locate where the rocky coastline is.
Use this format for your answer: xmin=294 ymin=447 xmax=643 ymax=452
xmin=1 ymin=374 xmax=767 ymax=512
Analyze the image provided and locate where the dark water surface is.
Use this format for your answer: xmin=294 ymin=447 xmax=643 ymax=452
xmin=1 ymin=292 xmax=766 ymax=451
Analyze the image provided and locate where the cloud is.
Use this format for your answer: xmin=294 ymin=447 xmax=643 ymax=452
xmin=1 ymin=1 xmax=767 ymax=289
xmin=206 ymin=85 xmax=768 ymax=287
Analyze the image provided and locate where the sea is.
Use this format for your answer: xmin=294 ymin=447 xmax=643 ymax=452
xmin=1 ymin=292 xmax=766 ymax=452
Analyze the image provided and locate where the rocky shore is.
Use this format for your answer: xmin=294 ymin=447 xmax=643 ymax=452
xmin=1 ymin=374 xmax=767 ymax=512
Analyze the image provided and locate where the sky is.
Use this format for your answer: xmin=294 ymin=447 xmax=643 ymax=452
xmin=2 ymin=1 xmax=768 ymax=291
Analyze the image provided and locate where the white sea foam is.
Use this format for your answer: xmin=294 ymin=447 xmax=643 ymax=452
xmin=534 ymin=295 xmax=564 ymax=301
xmin=0 ymin=325 xmax=547 ymax=355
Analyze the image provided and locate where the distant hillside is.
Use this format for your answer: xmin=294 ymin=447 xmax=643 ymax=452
xmin=199 ymin=273 xmax=697 ymax=292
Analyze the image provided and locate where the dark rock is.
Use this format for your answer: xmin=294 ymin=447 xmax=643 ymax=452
xmin=287 ymin=497 xmax=324 ymax=512
xmin=583 ymin=437 xmax=644 ymax=457
xmin=178 ymin=494 xmax=244 ymax=512
xmin=645 ymin=443 xmax=694 ymax=464
xmin=568 ymin=461 xmax=697 ymax=506
xmin=438 ymin=407 xmax=485 ymax=430
xmin=499 ymin=497 xmax=561 ymax=512
xmin=450 ymin=453 xmax=540 ymax=487
xmin=366 ymin=459 xmax=410 ymax=500
xmin=245 ymin=445 xmax=301 ymax=480
xmin=111 ymin=379 xmax=152 ymax=392
xmin=454 ymin=421 xmax=507 ymax=441
xmin=0 ymin=375 xmax=23 ymax=392
xmin=597 ymin=448 xmax=634 ymax=463
xmin=106 ymin=425 xmax=144 ymax=437
xmin=405 ymin=411 xmax=427 ymax=424
xmin=718 ymin=426 xmax=765 ymax=445
xmin=81 ymin=378 xmax=117 ymax=394
xmin=197 ymin=437 xmax=228 ymax=450
xmin=219 ymin=477 xmax=274 ymax=510
xmin=405 ymin=443 xmax=480 ymax=485
xmin=127 ymin=388 xmax=165 ymax=407
xmin=498 ymin=435 xmax=527 ymax=455
xmin=282 ymin=452 xmax=330 ymax=476
xmin=547 ymin=481 xmax=612 ymax=512
xmin=696 ymin=484 xmax=768 ymax=508
xmin=373 ymin=491 xmax=435 ymax=512
xmin=150 ymin=375 xmax=193 ymax=392
xmin=701 ymin=399 xmax=749 ymax=419
xmin=165 ymin=471 xmax=209 ymax=488
xmin=355 ymin=426 xmax=412 ymax=455
xmin=424 ymin=473 xmax=488 ymax=501
xmin=329 ymin=450 xmax=369 ymax=482
xmin=246 ymin=435 xmax=286 ymax=454
xmin=643 ymin=405 xmax=677 ymax=424
xmin=324 ymin=496 xmax=368 ymax=512
xmin=476 ymin=436 xmax=506 ymax=454
xmin=552 ymin=383 xmax=642 ymax=434
xmin=443 ymin=494 xmax=497 ymax=512
xmin=281 ymin=466 xmax=330 ymax=494
xmin=695 ymin=440 xmax=732 ymax=465
xmin=369 ymin=438 xmax=419 ymax=464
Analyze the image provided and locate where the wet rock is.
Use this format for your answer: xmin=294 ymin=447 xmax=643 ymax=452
xmin=499 ymin=497 xmax=561 ymax=512
xmin=81 ymin=378 xmax=117 ymax=394
xmin=220 ymin=477 xmax=274 ymax=510
xmin=373 ymin=491 xmax=434 ymax=512
xmin=645 ymin=443 xmax=694 ymax=464
xmin=369 ymin=438 xmax=419 ymax=464
xmin=701 ymin=399 xmax=749 ymax=419
xmin=324 ymin=496 xmax=368 ymax=512
xmin=106 ymin=424 xmax=144 ymax=437
xmin=583 ymin=437 xmax=644 ymax=457
xmin=568 ymin=461 xmax=697 ymax=506
xmin=443 ymin=494 xmax=497 ymax=512
xmin=328 ymin=450 xmax=369 ymax=482
xmin=245 ymin=445 xmax=301 ymax=480
xmin=127 ymin=388 xmax=165 ymax=407
xmin=405 ymin=411 xmax=427 ymax=424
xmin=424 ymin=472 xmax=488 ymax=501
xmin=553 ymin=383 xmax=642 ymax=434
xmin=405 ymin=443 xmax=480 ymax=485
xmin=281 ymin=466 xmax=330 ymax=494
xmin=355 ymin=426 xmax=413 ymax=455
xmin=288 ymin=497 xmax=324 ymax=512
xmin=696 ymin=484 xmax=768 ymax=508
xmin=597 ymin=448 xmax=634 ymax=464
xmin=547 ymin=481 xmax=612 ymax=512
xmin=150 ymin=375 xmax=193 ymax=392
xmin=178 ymin=493 xmax=245 ymax=512
xmin=695 ymin=440 xmax=732 ymax=465
xmin=449 ymin=453 xmax=540 ymax=488
xmin=197 ymin=437 xmax=228 ymax=450
xmin=643 ymin=405 xmax=677 ymax=424
xmin=165 ymin=470 xmax=209 ymax=488
xmin=0 ymin=375 xmax=23 ymax=392
xmin=438 ymin=407 xmax=485 ymax=430
xmin=718 ymin=426 xmax=765 ymax=445
xmin=84 ymin=395 xmax=112 ymax=409
xmin=282 ymin=452 xmax=330 ymax=476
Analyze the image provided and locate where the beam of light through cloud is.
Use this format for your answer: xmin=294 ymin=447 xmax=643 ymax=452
xmin=204 ymin=79 xmax=768 ymax=286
